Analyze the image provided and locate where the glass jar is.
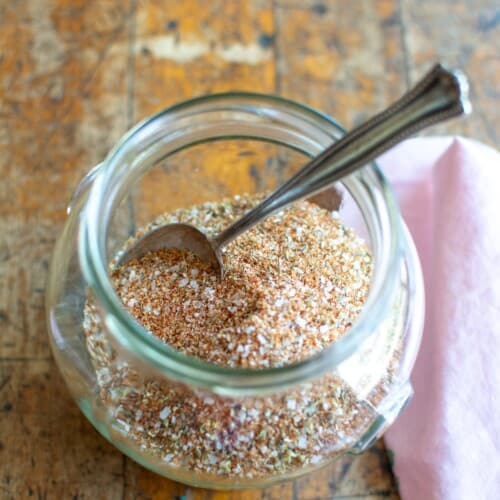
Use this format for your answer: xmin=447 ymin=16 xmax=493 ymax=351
xmin=46 ymin=93 xmax=424 ymax=489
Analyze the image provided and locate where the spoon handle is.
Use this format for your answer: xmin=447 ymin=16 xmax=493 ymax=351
xmin=212 ymin=64 xmax=470 ymax=249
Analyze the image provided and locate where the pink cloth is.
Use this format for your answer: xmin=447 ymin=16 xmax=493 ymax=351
xmin=378 ymin=137 xmax=500 ymax=500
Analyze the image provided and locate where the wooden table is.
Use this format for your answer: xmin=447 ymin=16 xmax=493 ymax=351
xmin=1 ymin=1 xmax=497 ymax=498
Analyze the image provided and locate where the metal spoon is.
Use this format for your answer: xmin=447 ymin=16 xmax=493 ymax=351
xmin=119 ymin=64 xmax=470 ymax=275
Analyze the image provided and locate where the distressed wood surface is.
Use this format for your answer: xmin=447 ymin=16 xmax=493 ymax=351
xmin=0 ymin=0 xmax=498 ymax=498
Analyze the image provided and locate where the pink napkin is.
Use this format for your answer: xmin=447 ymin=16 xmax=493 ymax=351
xmin=377 ymin=137 xmax=500 ymax=500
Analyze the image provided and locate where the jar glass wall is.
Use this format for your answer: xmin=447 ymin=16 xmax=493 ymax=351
xmin=47 ymin=93 xmax=424 ymax=489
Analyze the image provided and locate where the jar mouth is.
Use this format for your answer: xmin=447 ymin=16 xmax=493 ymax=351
xmin=79 ymin=92 xmax=402 ymax=395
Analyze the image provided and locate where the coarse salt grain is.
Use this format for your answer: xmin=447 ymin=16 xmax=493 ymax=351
xmin=297 ymin=436 xmax=308 ymax=449
xmin=257 ymin=334 xmax=267 ymax=345
xmin=295 ymin=317 xmax=307 ymax=328
xmin=159 ymin=407 xmax=171 ymax=420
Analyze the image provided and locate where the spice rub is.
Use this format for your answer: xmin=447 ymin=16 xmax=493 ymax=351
xmin=112 ymin=195 xmax=372 ymax=367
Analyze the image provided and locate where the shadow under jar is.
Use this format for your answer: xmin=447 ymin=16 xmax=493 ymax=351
xmin=46 ymin=93 xmax=424 ymax=489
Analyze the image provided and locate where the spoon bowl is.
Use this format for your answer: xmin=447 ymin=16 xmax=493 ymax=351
xmin=119 ymin=223 xmax=223 ymax=271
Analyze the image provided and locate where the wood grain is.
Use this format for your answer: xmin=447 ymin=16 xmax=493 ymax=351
xmin=0 ymin=360 xmax=124 ymax=499
xmin=401 ymin=0 xmax=499 ymax=143
xmin=275 ymin=0 xmax=408 ymax=127
xmin=0 ymin=0 xmax=497 ymax=498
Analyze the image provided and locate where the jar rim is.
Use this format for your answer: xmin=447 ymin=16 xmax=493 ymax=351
xmin=79 ymin=92 xmax=402 ymax=395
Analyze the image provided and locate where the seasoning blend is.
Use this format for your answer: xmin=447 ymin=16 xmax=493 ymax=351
xmin=47 ymin=93 xmax=424 ymax=488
